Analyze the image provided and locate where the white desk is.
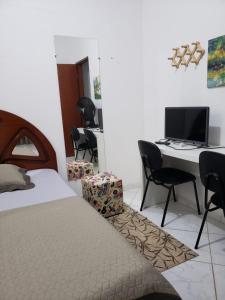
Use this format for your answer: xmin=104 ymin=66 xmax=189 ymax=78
xmin=141 ymin=141 xmax=225 ymax=223
xmin=156 ymin=142 xmax=225 ymax=163
xmin=78 ymin=128 xmax=106 ymax=172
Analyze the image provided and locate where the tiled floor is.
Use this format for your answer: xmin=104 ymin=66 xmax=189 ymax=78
xmin=123 ymin=188 xmax=225 ymax=300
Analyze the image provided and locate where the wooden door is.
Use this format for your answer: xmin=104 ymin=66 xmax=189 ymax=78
xmin=57 ymin=64 xmax=84 ymax=157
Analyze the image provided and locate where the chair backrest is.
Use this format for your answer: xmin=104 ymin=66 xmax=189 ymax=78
xmin=71 ymin=127 xmax=80 ymax=141
xmin=138 ymin=140 xmax=162 ymax=177
xmin=71 ymin=127 xmax=80 ymax=149
xmin=199 ymin=151 xmax=225 ymax=196
xmin=77 ymin=97 xmax=96 ymax=127
xmin=84 ymin=129 xmax=97 ymax=148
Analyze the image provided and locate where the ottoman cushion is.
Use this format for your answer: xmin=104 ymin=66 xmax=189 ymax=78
xmin=82 ymin=172 xmax=123 ymax=217
xmin=67 ymin=161 xmax=94 ymax=181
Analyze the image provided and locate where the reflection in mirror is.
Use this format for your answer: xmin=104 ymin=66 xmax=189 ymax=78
xmin=12 ymin=137 xmax=39 ymax=156
xmin=54 ymin=35 xmax=106 ymax=178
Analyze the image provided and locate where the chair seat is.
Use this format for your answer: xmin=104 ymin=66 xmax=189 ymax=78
xmin=153 ymin=168 xmax=195 ymax=185
xmin=77 ymin=142 xmax=89 ymax=150
xmin=211 ymin=193 xmax=223 ymax=207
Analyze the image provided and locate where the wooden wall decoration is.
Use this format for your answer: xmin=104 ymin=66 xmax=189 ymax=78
xmin=0 ymin=110 xmax=57 ymax=171
xmin=168 ymin=41 xmax=205 ymax=69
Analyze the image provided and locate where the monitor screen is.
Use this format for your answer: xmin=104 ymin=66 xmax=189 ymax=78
xmin=165 ymin=107 xmax=209 ymax=145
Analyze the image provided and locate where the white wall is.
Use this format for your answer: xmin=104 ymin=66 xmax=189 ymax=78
xmin=142 ymin=0 xmax=225 ymax=145
xmin=142 ymin=0 xmax=225 ymax=221
xmin=54 ymin=36 xmax=101 ymax=108
xmin=0 ymin=0 xmax=144 ymax=187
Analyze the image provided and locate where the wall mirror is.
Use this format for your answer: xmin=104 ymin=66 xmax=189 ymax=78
xmin=12 ymin=136 xmax=39 ymax=156
xmin=54 ymin=35 xmax=106 ymax=177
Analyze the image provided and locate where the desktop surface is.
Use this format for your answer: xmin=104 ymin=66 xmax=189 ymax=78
xmin=79 ymin=127 xmax=103 ymax=133
xmin=155 ymin=141 xmax=225 ymax=163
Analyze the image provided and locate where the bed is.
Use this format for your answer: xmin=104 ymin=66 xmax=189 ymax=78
xmin=0 ymin=168 xmax=75 ymax=211
xmin=0 ymin=110 xmax=181 ymax=300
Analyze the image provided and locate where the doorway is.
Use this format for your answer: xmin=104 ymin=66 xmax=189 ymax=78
xmin=57 ymin=57 xmax=91 ymax=157
xmin=54 ymin=35 xmax=106 ymax=178
xmin=76 ymin=57 xmax=91 ymax=99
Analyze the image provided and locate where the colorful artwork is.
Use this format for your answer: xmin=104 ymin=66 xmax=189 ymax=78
xmin=94 ymin=75 xmax=102 ymax=99
xmin=208 ymin=35 xmax=225 ymax=88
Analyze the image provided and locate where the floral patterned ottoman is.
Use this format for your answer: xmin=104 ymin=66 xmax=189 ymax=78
xmin=81 ymin=172 xmax=124 ymax=217
xmin=67 ymin=160 xmax=94 ymax=181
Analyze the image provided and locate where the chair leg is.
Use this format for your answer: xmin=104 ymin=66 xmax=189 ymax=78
xmin=90 ymin=150 xmax=94 ymax=162
xmin=161 ymin=187 xmax=172 ymax=227
xmin=195 ymin=209 xmax=209 ymax=249
xmin=83 ymin=149 xmax=86 ymax=159
xmin=75 ymin=150 xmax=78 ymax=161
xmin=140 ymin=178 xmax=150 ymax=211
xmin=172 ymin=186 xmax=177 ymax=202
xmin=193 ymin=180 xmax=201 ymax=215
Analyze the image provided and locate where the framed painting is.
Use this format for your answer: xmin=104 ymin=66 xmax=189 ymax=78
xmin=207 ymin=35 xmax=225 ymax=88
xmin=94 ymin=75 xmax=102 ymax=99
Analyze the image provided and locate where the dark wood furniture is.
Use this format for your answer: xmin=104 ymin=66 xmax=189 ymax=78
xmin=0 ymin=110 xmax=57 ymax=170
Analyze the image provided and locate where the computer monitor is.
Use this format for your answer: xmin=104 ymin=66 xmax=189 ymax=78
xmin=165 ymin=107 xmax=209 ymax=145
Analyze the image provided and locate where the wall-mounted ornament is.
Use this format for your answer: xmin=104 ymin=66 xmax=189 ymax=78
xmin=168 ymin=48 xmax=185 ymax=68
xmin=168 ymin=41 xmax=205 ymax=68
xmin=94 ymin=75 xmax=102 ymax=99
xmin=207 ymin=35 xmax=225 ymax=88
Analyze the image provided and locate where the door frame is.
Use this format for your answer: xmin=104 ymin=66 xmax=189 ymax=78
xmin=75 ymin=57 xmax=89 ymax=98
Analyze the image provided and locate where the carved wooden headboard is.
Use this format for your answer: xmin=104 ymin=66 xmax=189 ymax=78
xmin=0 ymin=110 xmax=58 ymax=170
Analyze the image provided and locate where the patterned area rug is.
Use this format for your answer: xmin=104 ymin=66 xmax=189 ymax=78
xmin=107 ymin=204 xmax=198 ymax=272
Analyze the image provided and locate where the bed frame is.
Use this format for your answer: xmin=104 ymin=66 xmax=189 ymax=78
xmin=0 ymin=110 xmax=57 ymax=170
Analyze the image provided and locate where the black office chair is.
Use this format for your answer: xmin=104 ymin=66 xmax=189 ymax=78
xmin=84 ymin=129 xmax=98 ymax=162
xmin=195 ymin=151 xmax=225 ymax=249
xmin=138 ymin=140 xmax=201 ymax=227
xmin=71 ymin=127 xmax=90 ymax=160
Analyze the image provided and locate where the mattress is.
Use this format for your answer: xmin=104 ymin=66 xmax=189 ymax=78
xmin=0 ymin=169 xmax=75 ymax=211
xmin=0 ymin=196 xmax=181 ymax=300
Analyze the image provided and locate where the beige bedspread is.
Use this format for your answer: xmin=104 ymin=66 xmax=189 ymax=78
xmin=0 ymin=197 xmax=180 ymax=300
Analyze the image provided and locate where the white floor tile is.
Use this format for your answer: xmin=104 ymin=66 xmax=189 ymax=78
xmin=133 ymin=188 xmax=142 ymax=202
xmin=66 ymin=156 xmax=75 ymax=163
xmin=207 ymin=216 xmax=225 ymax=235
xmin=208 ymin=234 xmax=225 ymax=266
xmin=93 ymin=162 xmax=99 ymax=174
xmin=165 ymin=228 xmax=211 ymax=263
xmin=124 ymin=188 xmax=225 ymax=300
xmin=163 ymin=260 xmax=216 ymax=300
xmin=129 ymin=192 xmax=142 ymax=209
xmin=139 ymin=202 xmax=207 ymax=233
xmin=213 ymin=264 xmax=225 ymax=300
xmin=123 ymin=189 xmax=139 ymax=206
xmin=140 ymin=205 xmax=165 ymax=226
